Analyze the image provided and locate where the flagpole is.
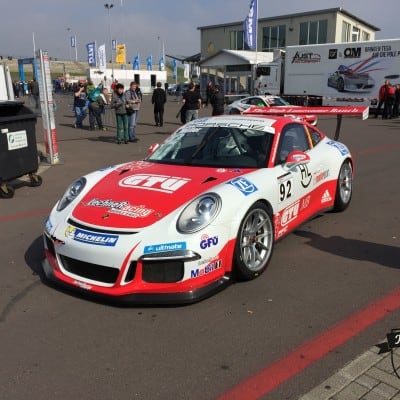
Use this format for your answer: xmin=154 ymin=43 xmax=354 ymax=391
xmin=32 ymin=32 xmax=36 ymax=56
xmin=255 ymin=0 xmax=258 ymax=91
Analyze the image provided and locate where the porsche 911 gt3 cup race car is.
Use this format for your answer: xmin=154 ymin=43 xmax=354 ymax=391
xmin=42 ymin=106 xmax=368 ymax=304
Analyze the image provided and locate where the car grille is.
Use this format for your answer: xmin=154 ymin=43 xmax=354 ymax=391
xmin=142 ymin=260 xmax=184 ymax=283
xmin=59 ymin=255 xmax=119 ymax=284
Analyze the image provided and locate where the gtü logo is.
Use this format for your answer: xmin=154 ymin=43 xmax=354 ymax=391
xmin=200 ymin=234 xmax=218 ymax=249
xmin=281 ymin=201 xmax=300 ymax=227
xmin=119 ymin=174 xmax=190 ymax=193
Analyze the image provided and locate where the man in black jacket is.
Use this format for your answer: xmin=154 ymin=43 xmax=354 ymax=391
xmin=182 ymin=82 xmax=202 ymax=122
xmin=210 ymin=85 xmax=225 ymax=116
xmin=151 ymin=82 xmax=167 ymax=126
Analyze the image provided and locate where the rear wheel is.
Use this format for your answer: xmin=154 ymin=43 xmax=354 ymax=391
xmin=333 ymin=160 xmax=353 ymax=211
xmin=233 ymin=202 xmax=274 ymax=281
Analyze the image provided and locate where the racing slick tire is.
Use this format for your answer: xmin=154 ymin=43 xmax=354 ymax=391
xmin=233 ymin=201 xmax=274 ymax=281
xmin=333 ymin=160 xmax=353 ymax=212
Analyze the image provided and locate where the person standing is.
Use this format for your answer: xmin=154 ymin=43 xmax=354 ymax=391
xmin=30 ymin=78 xmax=40 ymax=109
xmin=210 ymin=84 xmax=225 ymax=116
xmin=124 ymin=81 xmax=141 ymax=142
xmin=205 ymin=80 xmax=213 ymax=107
xmin=111 ymin=83 xmax=129 ymax=144
xmin=73 ymin=82 xmax=88 ymax=128
xmin=182 ymin=82 xmax=202 ymax=122
xmin=393 ymin=84 xmax=400 ymax=118
xmin=383 ymin=82 xmax=395 ymax=119
xmin=151 ymin=82 xmax=167 ymax=126
xmin=88 ymin=85 xmax=108 ymax=131
xmin=375 ymin=80 xmax=389 ymax=118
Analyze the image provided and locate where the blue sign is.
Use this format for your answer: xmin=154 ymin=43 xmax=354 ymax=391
xmin=144 ymin=241 xmax=186 ymax=254
xmin=228 ymin=177 xmax=258 ymax=196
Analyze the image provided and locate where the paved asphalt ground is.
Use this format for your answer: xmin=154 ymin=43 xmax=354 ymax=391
xmin=1 ymin=92 xmax=400 ymax=400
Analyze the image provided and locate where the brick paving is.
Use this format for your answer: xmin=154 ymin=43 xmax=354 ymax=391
xmin=299 ymin=345 xmax=400 ymax=400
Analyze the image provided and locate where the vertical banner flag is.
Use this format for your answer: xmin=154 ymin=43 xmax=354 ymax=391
xmin=70 ymin=35 xmax=76 ymax=48
xmin=173 ymin=59 xmax=177 ymax=80
xmin=146 ymin=55 xmax=153 ymax=71
xmin=115 ymin=44 xmax=126 ymax=64
xmin=133 ymin=55 xmax=140 ymax=70
xmin=243 ymin=0 xmax=257 ymax=50
xmin=184 ymin=63 xmax=190 ymax=79
xmin=98 ymin=44 xmax=106 ymax=70
xmin=159 ymin=57 xmax=165 ymax=71
xmin=86 ymin=42 xmax=96 ymax=67
xmin=112 ymin=39 xmax=117 ymax=51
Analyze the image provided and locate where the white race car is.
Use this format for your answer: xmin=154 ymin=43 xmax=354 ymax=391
xmin=42 ymin=107 xmax=368 ymax=304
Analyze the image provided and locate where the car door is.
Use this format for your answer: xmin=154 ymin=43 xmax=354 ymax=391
xmin=272 ymin=122 xmax=322 ymax=238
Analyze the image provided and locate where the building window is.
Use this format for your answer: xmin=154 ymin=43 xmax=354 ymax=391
xmin=361 ymin=31 xmax=370 ymax=41
xmin=230 ymin=31 xmax=244 ymax=50
xmin=342 ymin=21 xmax=351 ymax=42
xmin=352 ymin=26 xmax=360 ymax=42
xmin=299 ymin=20 xmax=327 ymax=45
xmin=262 ymin=25 xmax=286 ymax=51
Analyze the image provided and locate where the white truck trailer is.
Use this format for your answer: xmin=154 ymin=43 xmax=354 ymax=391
xmin=255 ymin=38 xmax=400 ymax=107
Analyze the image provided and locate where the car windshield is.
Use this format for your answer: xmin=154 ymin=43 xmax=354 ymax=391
xmin=147 ymin=124 xmax=274 ymax=168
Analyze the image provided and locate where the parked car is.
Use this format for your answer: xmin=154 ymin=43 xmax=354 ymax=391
xmin=225 ymin=95 xmax=318 ymax=125
xmin=166 ymin=83 xmax=177 ymax=95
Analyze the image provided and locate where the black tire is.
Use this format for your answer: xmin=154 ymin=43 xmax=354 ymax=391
xmin=29 ymin=174 xmax=43 ymax=187
xmin=333 ymin=160 xmax=353 ymax=212
xmin=229 ymin=108 xmax=241 ymax=115
xmin=233 ymin=202 xmax=274 ymax=281
xmin=0 ymin=184 xmax=15 ymax=199
xmin=337 ymin=78 xmax=345 ymax=92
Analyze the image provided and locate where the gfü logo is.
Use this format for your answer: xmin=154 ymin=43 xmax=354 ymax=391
xmin=200 ymin=234 xmax=218 ymax=249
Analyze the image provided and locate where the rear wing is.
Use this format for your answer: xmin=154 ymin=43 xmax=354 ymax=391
xmin=243 ymin=105 xmax=369 ymax=140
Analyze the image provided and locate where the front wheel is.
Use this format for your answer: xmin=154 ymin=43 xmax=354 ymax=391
xmin=233 ymin=202 xmax=274 ymax=281
xmin=333 ymin=160 xmax=353 ymax=212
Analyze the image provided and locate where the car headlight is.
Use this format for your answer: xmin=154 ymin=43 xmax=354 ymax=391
xmin=56 ymin=177 xmax=87 ymax=211
xmin=177 ymin=193 xmax=221 ymax=233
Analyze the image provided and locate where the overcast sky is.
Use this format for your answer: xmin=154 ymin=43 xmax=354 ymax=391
xmin=1 ymin=0 xmax=398 ymax=63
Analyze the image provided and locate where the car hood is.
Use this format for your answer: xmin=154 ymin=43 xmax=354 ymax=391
xmin=71 ymin=162 xmax=251 ymax=229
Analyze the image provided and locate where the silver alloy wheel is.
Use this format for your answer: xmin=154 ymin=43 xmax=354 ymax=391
xmin=338 ymin=162 xmax=353 ymax=204
xmin=238 ymin=207 xmax=274 ymax=273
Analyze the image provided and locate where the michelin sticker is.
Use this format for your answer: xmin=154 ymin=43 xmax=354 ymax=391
xmin=65 ymin=226 xmax=119 ymax=246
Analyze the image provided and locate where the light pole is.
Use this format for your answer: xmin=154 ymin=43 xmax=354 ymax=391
xmin=67 ymin=27 xmax=72 ymax=62
xmin=104 ymin=3 xmax=114 ymax=81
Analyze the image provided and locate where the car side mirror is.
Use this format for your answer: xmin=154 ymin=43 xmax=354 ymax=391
xmin=284 ymin=150 xmax=310 ymax=168
xmin=148 ymin=143 xmax=160 ymax=155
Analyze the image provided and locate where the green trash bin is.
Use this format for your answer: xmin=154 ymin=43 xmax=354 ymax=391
xmin=0 ymin=100 xmax=42 ymax=198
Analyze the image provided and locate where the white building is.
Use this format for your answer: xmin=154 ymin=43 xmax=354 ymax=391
xmin=197 ymin=7 xmax=379 ymax=95
xmin=87 ymin=68 xmax=167 ymax=94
